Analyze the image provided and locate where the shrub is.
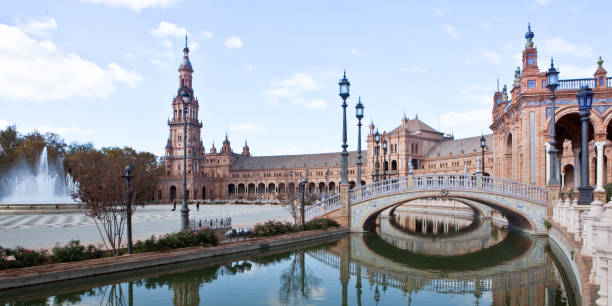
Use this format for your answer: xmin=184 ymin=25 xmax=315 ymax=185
xmin=134 ymin=228 xmax=217 ymax=253
xmin=52 ymin=240 xmax=104 ymax=263
xmin=1 ymin=247 xmax=48 ymax=269
xmin=251 ymin=218 xmax=340 ymax=238
xmin=544 ymin=219 xmax=552 ymax=230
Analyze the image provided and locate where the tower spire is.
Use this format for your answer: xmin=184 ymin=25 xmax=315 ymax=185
xmin=525 ymin=22 xmax=534 ymax=48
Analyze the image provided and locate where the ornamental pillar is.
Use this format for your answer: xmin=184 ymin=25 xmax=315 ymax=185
xmin=545 ymin=142 xmax=551 ymax=183
xmin=573 ymin=147 xmax=581 ymax=189
xmin=595 ymin=141 xmax=606 ymax=192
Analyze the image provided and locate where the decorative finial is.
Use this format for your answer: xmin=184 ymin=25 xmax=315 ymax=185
xmin=550 ymin=57 xmax=555 ymax=68
xmin=343 ymin=70 xmax=346 ymax=78
xmin=598 ymin=56 xmax=604 ymax=67
xmin=415 ymin=113 xmax=418 ymax=119
xmin=185 ymin=34 xmax=188 ymax=48
xmin=525 ymin=22 xmax=534 ymax=48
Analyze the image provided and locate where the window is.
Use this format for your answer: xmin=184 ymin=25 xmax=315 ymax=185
xmin=527 ymin=57 xmax=535 ymax=65
xmin=527 ymin=80 xmax=536 ymax=89
xmin=600 ymin=77 xmax=604 ymax=87
xmin=542 ymin=80 xmax=546 ymax=88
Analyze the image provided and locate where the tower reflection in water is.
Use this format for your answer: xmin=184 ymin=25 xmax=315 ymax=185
xmin=3 ymin=201 xmax=577 ymax=305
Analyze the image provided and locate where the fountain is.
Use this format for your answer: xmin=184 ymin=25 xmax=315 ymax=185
xmin=0 ymin=147 xmax=78 ymax=204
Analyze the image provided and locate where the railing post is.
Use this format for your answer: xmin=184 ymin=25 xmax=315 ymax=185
xmin=340 ymin=183 xmax=351 ymax=228
xmin=407 ymin=175 xmax=414 ymax=191
xmin=476 ymin=174 xmax=483 ymax=190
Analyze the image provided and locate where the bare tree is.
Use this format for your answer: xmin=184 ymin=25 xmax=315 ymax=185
xmin=65 ymin=147 xmax=161 ymax=255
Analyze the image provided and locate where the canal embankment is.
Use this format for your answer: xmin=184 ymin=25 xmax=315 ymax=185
xmin=0 ymin=227 xmax=348 ymax=290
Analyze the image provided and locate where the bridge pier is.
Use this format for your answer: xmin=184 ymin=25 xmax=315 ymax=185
xmin=339 ymin=183 xmax=351 ymax=228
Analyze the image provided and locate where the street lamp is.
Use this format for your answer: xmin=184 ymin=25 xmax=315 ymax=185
xmin=382 ymin=136 xmax=388 ymax=180
xmin=577 ymin=86 xmax=594 ymax=204
xmin=355 ymin=97 xmax=364 ymax=187
xmin=339 ymin=71 xmax=350 ymax=185
xmin=480 ymin=134 xmax=486 ymax=175
xmin=300 ymin=170 xmax=309 ymax=230
xmin=546 ymin=58 xmax=561 ymax=186
xmin=325 ymin=169 xmax=330 ymax=196
xmin=122 ymin=164 xmax=134 ymax=254
xmin=374 ymin=129 xmax=380 ymax=182
xmin=180 ymin=89 xmax=190 ymax=230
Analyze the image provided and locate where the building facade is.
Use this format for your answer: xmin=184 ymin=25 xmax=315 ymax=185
xmin=157 ymin=25 xmax=610 ymax=202
xmin=490 ymin=25 xmax=611 ymax=194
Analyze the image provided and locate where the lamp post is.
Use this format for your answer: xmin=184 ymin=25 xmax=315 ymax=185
xmin=300 ymin=169 xmax=309 ymax=230
xmin=180 ymin=89 xmax=190 ymax=231
xmin=382 ymin=136 xmax=388 ymax=181
xmin=374 ymin=129 xmax=380 ymax=182
xmin=577 ymin=86 xmax=594 ymax=204
xmin=480 ymin=135 xmax=486 ymax=175
xmin=339 ymin=71 xmax=350 ymax=185
xmin=325 ymin=169 xmax=330 ymax=196
xmin=123 ymin=164 xmax=134 ymax=254
xmin=546 ymin=58 xmax=561 ymax=186
xmin=355 ymin=97 xmax=364 ymax=186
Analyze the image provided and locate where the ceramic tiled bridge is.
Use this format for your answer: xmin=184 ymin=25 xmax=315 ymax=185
xmin=305 ymin=174 xmax=549 ymax=235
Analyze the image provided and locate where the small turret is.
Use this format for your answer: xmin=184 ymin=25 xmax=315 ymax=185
xmin=221 ymin=134 xmax=232 ymax=154
xmin=525 ymin=22 xmax=534 ymax=49
xmin=401 ymin=112 xmax=409 ymax=129
xmin=501 ymin=85 xmax=508 ymax=102
xmin=210 ymin=142 xmax=217 ymax=154
xmin=513 ymin=66 xmax=521 ymax=87
xmin=595 ymin=56 xmax=608 ymax=88
xmin=369 ymin=120 xmax=375 ymax=134
xmin=242 ymin=140 xmax=250 ymax=157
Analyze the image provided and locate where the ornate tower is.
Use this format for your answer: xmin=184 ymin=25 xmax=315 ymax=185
xmin=164 ymin=37 xmax=203 ymax=177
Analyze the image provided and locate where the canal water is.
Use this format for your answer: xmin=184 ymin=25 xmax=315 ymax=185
xmin=1 ymin=210 xmax=578 ymax=305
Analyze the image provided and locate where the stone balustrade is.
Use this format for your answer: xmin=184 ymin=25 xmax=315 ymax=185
xmin=551 ymin=195 xmax=612 ymax=305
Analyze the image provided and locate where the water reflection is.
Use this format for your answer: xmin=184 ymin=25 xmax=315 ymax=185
xmin=379 ymin=209 xmax=507 ymax=256
xmin=1 ymin=233 xmax=576 ymax=306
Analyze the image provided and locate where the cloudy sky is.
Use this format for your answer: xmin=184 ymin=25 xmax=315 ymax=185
xmin=0 ymin=0 xmax=609 ymax=157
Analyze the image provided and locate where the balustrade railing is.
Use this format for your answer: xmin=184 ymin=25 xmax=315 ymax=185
xmin=304 ymin=194 xmax=340 ymax=221
xmin=558 ymin=78 xmax=595 ymax=91
xmin=306 ymin=174 xmax=548 ymax=219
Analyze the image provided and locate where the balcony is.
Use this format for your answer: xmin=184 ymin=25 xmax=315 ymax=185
xmin=558 ymin=78 xmax=596 ymax=91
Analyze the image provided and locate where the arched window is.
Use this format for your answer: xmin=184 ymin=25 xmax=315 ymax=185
xmin=391 ymin=160 xmax=397 ymax=171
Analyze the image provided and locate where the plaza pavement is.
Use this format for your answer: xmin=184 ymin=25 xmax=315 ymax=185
xmin=0 ymin=204 xmax=292 ymax=249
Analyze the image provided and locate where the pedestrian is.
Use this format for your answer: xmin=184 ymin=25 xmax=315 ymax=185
xmin=196 ymin=201 xmax=200 ymax=211
xmin=172 ymin=200 xmax=176 ymax=211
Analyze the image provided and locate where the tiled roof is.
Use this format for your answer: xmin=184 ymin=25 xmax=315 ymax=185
xmin=231 ymin=151 xmax=366 ymax=170
xmin=390 ymin=118 xmax=442 ymax=134
xmin=425 ymin=134 xmax=493 ymax=158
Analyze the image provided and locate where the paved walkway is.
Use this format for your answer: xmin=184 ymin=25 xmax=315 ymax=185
xmin=0 ymin=204 xmax=292 ymax=249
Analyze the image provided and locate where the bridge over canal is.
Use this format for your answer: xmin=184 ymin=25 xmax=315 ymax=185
xmin=305 ymin=174 xmax=549 ymax=235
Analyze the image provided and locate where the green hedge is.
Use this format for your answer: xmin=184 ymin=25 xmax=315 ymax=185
xmin=52 ymin=240 xmax=104 ymax=263
xmin=250 ymin=218 xmax=339 ymax=238
xmin=134 ymin=228 xmax=218 ymax=253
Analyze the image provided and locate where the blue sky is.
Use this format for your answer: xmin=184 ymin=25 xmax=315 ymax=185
xmin=0 ymin=0 xmax=609 ymax=157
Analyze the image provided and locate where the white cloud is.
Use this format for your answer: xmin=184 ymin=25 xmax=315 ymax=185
xmin=0 ymin=120 xmax=10 ymax=129
xmin=542 ymin=37 xmax=592 ymax=58
xmin=558 ymin=64 xmax=597 ymax=79
xmin=21 ymin=125 xmax=96 ymax=137
xmin=150 ymin=21 xmax=188 ymax=39
xmin=16 ymin=17 xmax=57 ymax=36
xmin=290 ymin=98 xmax=327 ymax=109
xmin=79 ymin=0 xmax=181 ymax=11
xmin=265 ymin=73 xmax=327 ymax=109
xmin=202 ymin=30 xmax=213 ymax=39
xmin=272 ymin=73 xmax=323 ymax=91
xmin=439 ymin=108 xmax=492 ymax=138
xmin=229 ymin=123 xmax=265 ymax=133
xmin=350 ymin=48 xmax=361 ymax=56
xmin=479 ymin=49 xmax=502 ymax=63
xmin=0 ymin=23 xmax=142 ymax=102
xmin=224 ymin=36 xmax=243 ymax=49
xmin=433 ymin=7 xmax=452 ymax=16
xmin=459 ymin=84 xmax=495 ymax=106
xmin=150 ymin=58 xmax=170 ymax=69
xmin=481 ymin=17 xmax=503 ymax=29
xmin=247 ymin=64 xmax=254 ymax=71
xmin=441 ymin=24 xmax=458 ymax=38
xmin=536 ymin=0 xmax=551 ymax=5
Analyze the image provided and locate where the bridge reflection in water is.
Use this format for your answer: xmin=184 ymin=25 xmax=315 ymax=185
xmin=308 ymin=206 xmax=576 ymax=305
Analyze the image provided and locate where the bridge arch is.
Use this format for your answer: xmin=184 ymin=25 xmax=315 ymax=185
xmin=306 ymin=174 xmax=548 ymax=235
